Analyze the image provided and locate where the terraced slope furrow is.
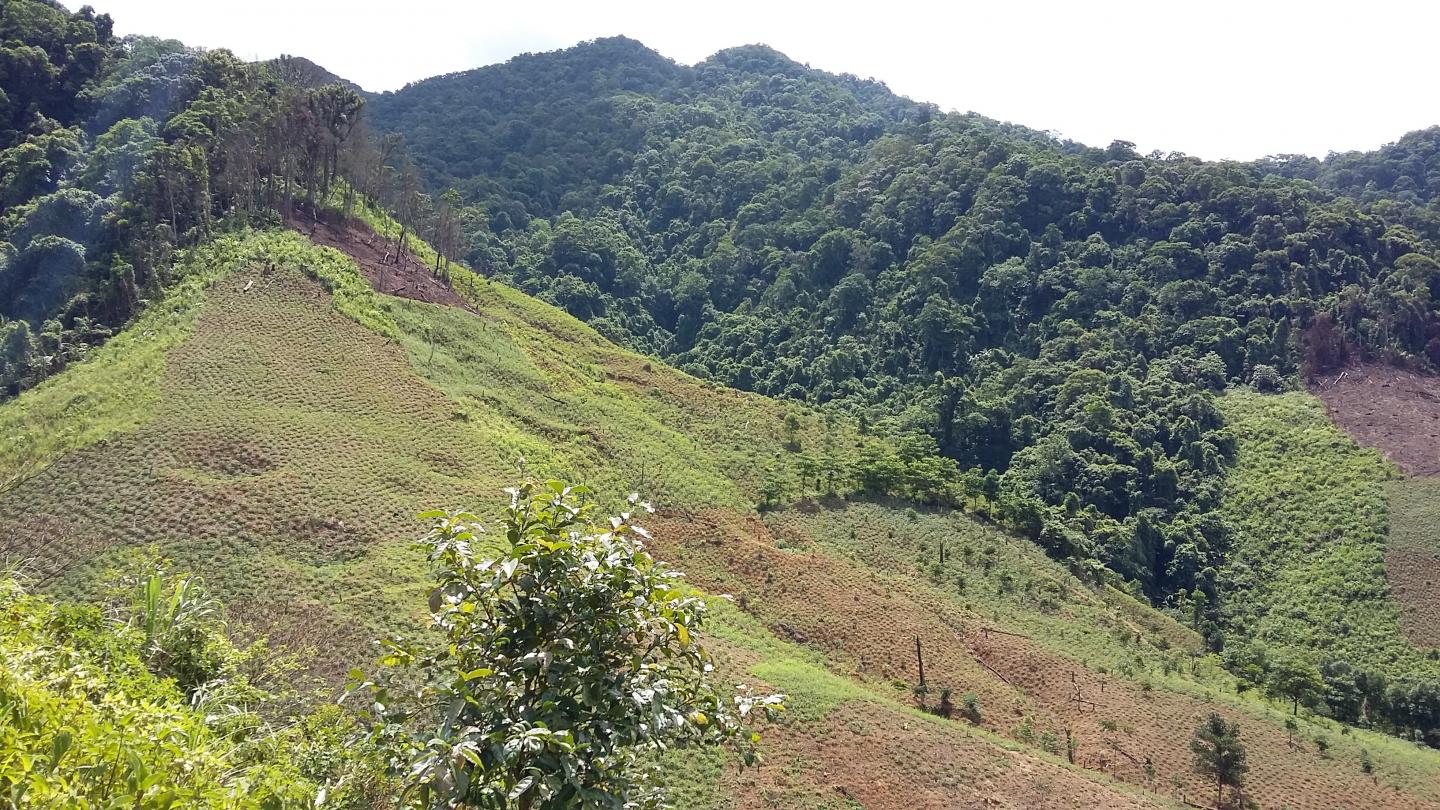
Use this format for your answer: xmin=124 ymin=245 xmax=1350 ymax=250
xmin=3 ymin=226 xmax=1439 ymax=808
xmin=0 ymin=230 xmax=1172 ymax=809
xmin=653 ymin=503 xmax=1440 ymax=810
xmin=0 ymin=268 xmax=492 ymax=671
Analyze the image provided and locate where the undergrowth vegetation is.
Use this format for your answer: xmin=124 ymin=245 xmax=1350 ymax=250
xmin=1 ymin=224 xmax=1438 ymax=805
xmin=1219 ymin=391 xmax=1415 ymax=674
xmin=0 ymin=575 xmax=380 ymax=808
xmin=1219 ymin=391 xmax=1440 ymax=746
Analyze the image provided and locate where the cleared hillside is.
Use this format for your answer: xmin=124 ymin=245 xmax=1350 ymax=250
xmin=1307 ymin=364 xmax=1440 ymax=650
xmin=0 ymin=229 xmax=1146 ymax=808
xmin=367 ymin=38 xmax=1440 ymax=646
xmin=2 ymin=223 xmax=1437 ymax=807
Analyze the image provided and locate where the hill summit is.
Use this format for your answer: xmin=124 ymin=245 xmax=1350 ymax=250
xmin=5 ymin=1 xmax=1440 ymax=806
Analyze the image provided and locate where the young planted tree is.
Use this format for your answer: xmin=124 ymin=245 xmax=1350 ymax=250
xmin=760 ymin=468 xmax=789 ymax=510
xmin=354 ymin=480 xmax=783 ymax=809
xmin=794 ymin=453 xmax=821 ymax=494
xmin=1191 ymin=713 xmax=1247 ymax=810
xmin=781 ymin=411 xmax=801 ymax=451
xmin=934 ymin=687 xmax=954 ymax=719
xmin=1267 ymin=655 xmax=1326 ymax=716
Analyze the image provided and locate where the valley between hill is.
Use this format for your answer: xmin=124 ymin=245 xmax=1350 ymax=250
xmin=6 ymin=220 xmax=1437 ymax=807
xmin=5 ymin=1 xmax=1440 ymax=804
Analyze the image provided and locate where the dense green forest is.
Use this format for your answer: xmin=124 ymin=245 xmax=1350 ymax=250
xmin=370 ymin=37 xmax=1440 ymax=627
xmin=7 ymin=0 xmax=1440 ymax=657
xmin=0 ymin=0 xmax=379 ymax=398
xmin=8 ymin=3 xmax=1440 ymax=799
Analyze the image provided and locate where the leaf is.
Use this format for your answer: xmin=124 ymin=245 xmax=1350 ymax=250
xmin=47 ymin=732 xmax=70 ymax=771
xmin=508 ymin=775 xmax=535 ymax=801
xmin=463 ymin=668 xmax=494 ymax=681
xmin=676 ymin=623 xmax=690 ymax=646
xmin=500 ymin=557 xmax=520 ymax=580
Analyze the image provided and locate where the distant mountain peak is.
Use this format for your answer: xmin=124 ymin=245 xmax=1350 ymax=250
xmin=701 ymin=43 xmax=807 ymax=71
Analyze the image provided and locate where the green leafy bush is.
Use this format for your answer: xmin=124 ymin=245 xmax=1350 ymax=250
xmin=0 ymin=578 xmax=340 ymax=807
xmin=354 ymin=480 xmax=783 ymax=809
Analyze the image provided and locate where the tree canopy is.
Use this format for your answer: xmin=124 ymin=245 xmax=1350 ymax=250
xmin=369 ymin=37 xmax=1440 ymax=622
xmin=1191 ymin=713 xmax=1248 ymax=809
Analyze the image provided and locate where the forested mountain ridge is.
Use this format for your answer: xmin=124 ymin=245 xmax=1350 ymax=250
xmin=1270 ymin=126 xmax=1440 ymax=204
xmin=6 ymin=3 xmax=1440 ymax=804
xmin=370 ymin=37 xmax=1440 ymax=625
xmin=367 ymin=37 xmax=952 ymax=224
xmin=0 ymin=0 xmax=370 ymax=402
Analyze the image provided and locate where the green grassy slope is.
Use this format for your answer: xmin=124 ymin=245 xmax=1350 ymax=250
xmin=0 ymin=230 xmax=1166 ymax=808
xmin=0 ymin=256 xmax=219 ymax=492
xmin=1217 ymin=390 xmax=1439 ymax=679
xmin=2 ymin=229 xmax=1438 ymax=808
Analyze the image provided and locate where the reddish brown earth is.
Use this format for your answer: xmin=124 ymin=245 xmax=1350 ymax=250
xmin=700 ymin=637 xmax=1163 ymax=810
xmin=241 ymin=228 xmax=1439 ymax=805
xmin=286 ymin=207 xmax=474 ymax=311
xmin=1312 ymin=363 xmax=1440 ymax=476
xmin=647 ymin=508 xmax=1439 ymax=810
xmin=1311 ymin=362 xmax=1440 ymax=648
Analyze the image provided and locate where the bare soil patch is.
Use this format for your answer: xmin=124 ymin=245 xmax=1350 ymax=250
xmin=286 ymin=206 xmax=475 ymax=311
xmin=742 ymin=702 xmax=1164 ymax=810
xmin=700 ymin=637 xmax=1163 ymax=809
xmin=1312 ymin=363 xmax=1440 ymax=476
xmin=648 ymin=506 xmax=1440 ymax=810
xmin=1386 ymin=478 xmax=1440 ymax=648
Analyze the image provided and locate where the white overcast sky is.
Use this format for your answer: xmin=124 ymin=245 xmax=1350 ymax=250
xmin=88 ymin=0 xmax=1438 ymax=161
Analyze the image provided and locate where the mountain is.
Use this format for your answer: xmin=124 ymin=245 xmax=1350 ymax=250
xmin=366 ymin=37 xmax=938 ymax=224
xmin=7 ymin=209 xmax=1438 ymax=809
xmin=5 ymin=0 xmax=1440 ymax=805
xmin=369 ymin=33 xmax=1440 ymax=644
